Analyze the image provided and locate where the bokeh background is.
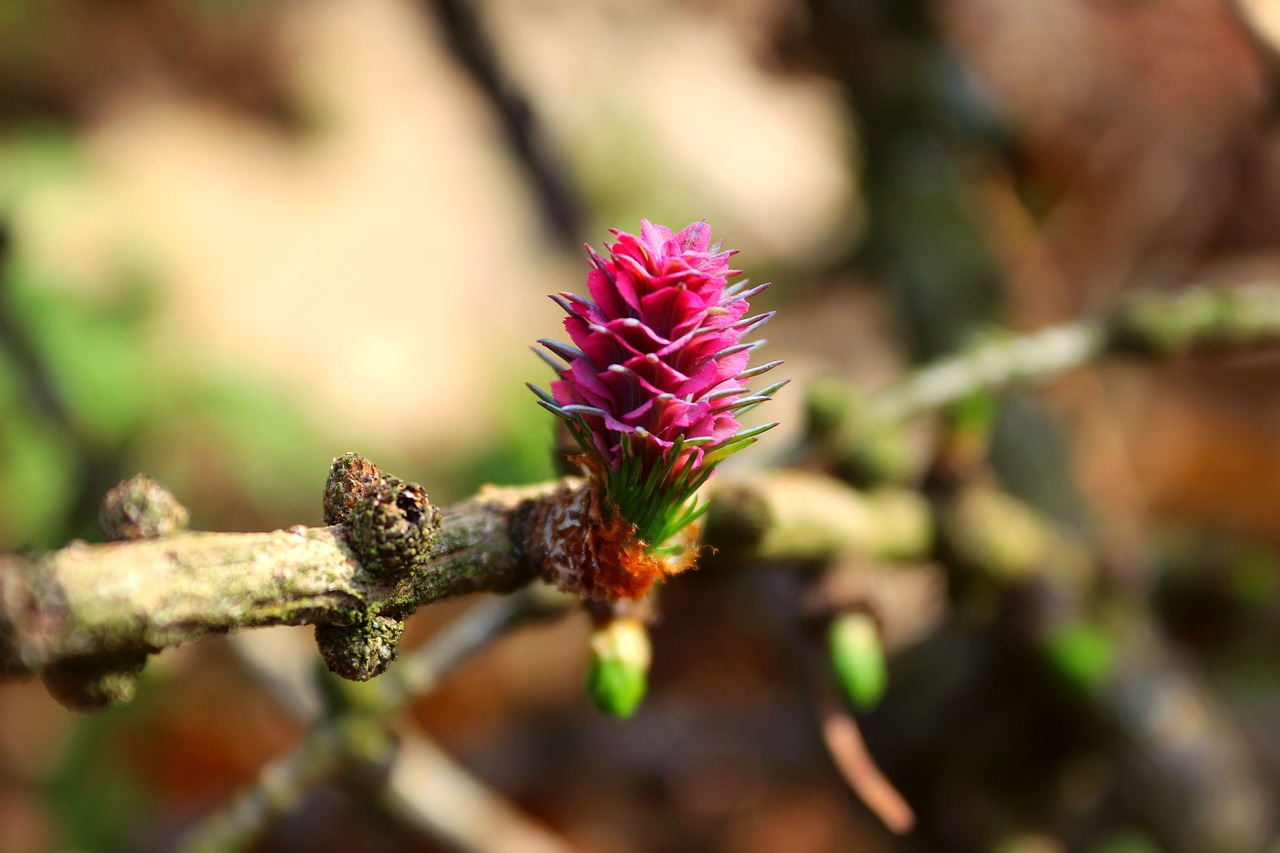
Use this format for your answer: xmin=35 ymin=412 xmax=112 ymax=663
xmin=2 ymin=0 xmax=1280 ymax=851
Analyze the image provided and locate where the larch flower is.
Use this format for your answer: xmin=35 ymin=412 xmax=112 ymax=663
xmin=527 ymin=220 xmax=783 ymax=600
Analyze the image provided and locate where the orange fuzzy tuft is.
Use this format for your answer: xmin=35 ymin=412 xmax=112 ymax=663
xmin=524 ymin=479 xmax=698 ymax=601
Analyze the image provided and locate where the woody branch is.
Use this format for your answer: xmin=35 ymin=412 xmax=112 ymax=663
xmin=1 ymin=282 xmax=1276 ymax=711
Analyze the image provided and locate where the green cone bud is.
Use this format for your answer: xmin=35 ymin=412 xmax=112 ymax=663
xmin=829 ymin=611 xmax=887 ymax=711
xmin=586 ymin=617 xmax=651 ymax=718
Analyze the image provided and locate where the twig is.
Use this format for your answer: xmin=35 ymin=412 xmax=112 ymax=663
xmin=366 ymin=585 xmax=573 ymax=710
xmin=177 ymin=587 xmax=570 ymax=853
xmin=817 ymin=692 xmax=915 ymax=834
xmin=175 ymin=721 xmax=354 ymax=853
xmin=1087 ymin=612 xmax=1272 ymax=851
xmin=870 ymin=284 xmax=1280 ymax=425
xmin=0 ymin=220 xmax=124 ymax=541
xmin=871 ymin=321 xmax=1105 ymax=424
xmin=383 ymin=733 xmax=574 ymax=853
xmin=1 ymin=468 xmax=931 ymax=699
xmin=418 ymin=0 xmax=582 ymax=244
xmin=0 ymin=489 xmax=549 ymax=678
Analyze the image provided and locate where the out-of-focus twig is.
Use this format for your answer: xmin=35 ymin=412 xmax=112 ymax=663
xmin=870 ymin=284 xmax=1280 ymax=425
xmin=870 ymin=321 xmax=1105 ymax=425
xmin=363 ymin=584 xmax=573 ymax=710
xmin=418 ymin=0 xmax=582 ymax=244
xmin=1096 ymin=618 xmax=1272 ymax=853
xmin=175 ymin=719 xmax=359 ymax=853
xmin=178 ymin=587 xmax=572 ymax=853
xmin=817 ymin=692 xmax=915 ymax=834
xmin=938 ymin=484 xmax=1275 ymax=851
xmin=0 ymin=221 xmax=123 ymax=541
xmin=384 ymin=734 xmax=575 ymax=853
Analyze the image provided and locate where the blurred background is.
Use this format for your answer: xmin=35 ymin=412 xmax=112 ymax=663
xmin=2 ymin=0 xmax=1280 ymax=850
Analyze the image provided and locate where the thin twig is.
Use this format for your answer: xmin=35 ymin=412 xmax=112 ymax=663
xmin=368 ymin=585 xmax=573 ymax=712
xmin=871 ymin=321 xmax=1105 ymax=424
xmin=419 ymin=0 xmax=582 ymax=244
xmin=869 ymin=283 xmax=1280 ymax=425
xmin=175 ymin=721 xmax=352 ymax=853
xmin=0 ymin=221 xmax=124 ymax=541
xmin=384 ymin=733 xmax=574 ymax=853
xmin=177 ymin=588 xmax=571 ymax=853
xmin=817 ymin=692 xmax=915 ymax=834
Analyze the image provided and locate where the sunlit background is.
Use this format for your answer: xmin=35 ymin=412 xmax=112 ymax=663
xmin=2 ymin=1 xmax=1280 ymax=851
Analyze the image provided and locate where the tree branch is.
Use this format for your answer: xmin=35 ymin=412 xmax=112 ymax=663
xmin=383 ymin=733 xmax=575 ymax=853
xmin=0 ymin=487 xmax=549 ymax=679
xmin=175 ymin=587 xmax=570 ymax=853
xmin=0 ymin=451 xmax=932 ymax=712
xmin=870 ymin=283 xmax=1280 ymax=425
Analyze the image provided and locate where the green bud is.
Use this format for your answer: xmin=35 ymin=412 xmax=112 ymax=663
xmin=586 ymin=618 xmax=651 ymax=718
xmin=1045 ymin=622 xmax=1114 ymax=694
xmin=828 ymin=611 xmax=887 ymax=711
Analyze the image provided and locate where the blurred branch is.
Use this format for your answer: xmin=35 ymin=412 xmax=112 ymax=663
xmin=1097 ymin=616 xmax=1272 ymax=852
xmin=800 ymin=0 xmax=1007 ymax=360
xmin=0 ymin=220 xmax=124 ymax=540
xmin=936 ymin=481 xmax=1274 ymax=851
xmin=175 ymin=717 xmax=360 ymax=853
xmin=384 ymin=734 xmax=575 ymax=853
xmin=817 ymin=692 xmax=915 ymax=834
xmin=177 ymin=587 xmax=571 ymax=853
xmin=870 ymin=283 xmax=1280 ymax=425
xmin=418 ymin=0 xmax=583 ymax=244
xmin=226 ymin=634 xmax=578 ymax=853
xmin=871 ymin=321 xmax=1105 ymax=425
xmin=0 ymin=223 xmax=75 ymax=433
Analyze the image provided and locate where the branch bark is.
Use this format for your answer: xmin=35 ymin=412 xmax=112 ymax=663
xmin=870 ymin=283 xmax=1280 ymax=425
xmin=176 ymin=587 xmax=571 ymax=853
xmin=0 ymin=460 xmax=933 ymax=710
xmin=0 ymin=480 xmax=554 ymax=680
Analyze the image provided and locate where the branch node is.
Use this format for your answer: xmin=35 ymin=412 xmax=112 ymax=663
xmin=99 ymin=474 xmax=190 ymax=541
xmin=325 ymin=453 xmax=442 ymax=579
xmin=34 ymin=473 xmax=192 ymax=711
xmin=315 ymin=614 xmax=405 ymax=682
xmin=39 ymin=649 xmax=150 ymax=711
xmin=348 ymin=479 xmax=440 ymax=579
xmin=522 ymin=479 xmax=693 ymax=601
xmin=323 ymin=452 xmax=385 ymax=526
